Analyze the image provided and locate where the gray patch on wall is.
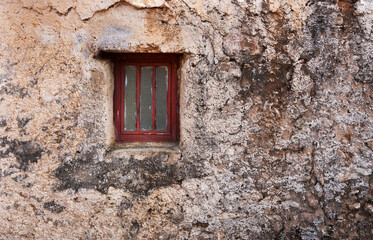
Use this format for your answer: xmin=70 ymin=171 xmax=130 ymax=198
xmin=0 ymin=137 xmax=43 ymax=171
xmin=98 ymin=26 xmax=133 ymax=51
xmin=54 ymin=151 xmax=206 ymax=196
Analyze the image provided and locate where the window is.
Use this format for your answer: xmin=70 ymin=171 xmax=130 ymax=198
xmin=113 ymin=53 xmax=179 ymax=142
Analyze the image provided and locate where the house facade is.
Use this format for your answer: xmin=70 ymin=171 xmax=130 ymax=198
xmin=0 ymin=0 xmax=373 ymax=239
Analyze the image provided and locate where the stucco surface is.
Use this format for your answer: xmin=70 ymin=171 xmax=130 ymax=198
xmin=0 ymin=0 xmax=372 ymax=239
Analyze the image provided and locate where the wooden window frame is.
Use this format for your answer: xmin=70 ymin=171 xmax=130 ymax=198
xmin=113 ymin=53 xmax=180 ymax=142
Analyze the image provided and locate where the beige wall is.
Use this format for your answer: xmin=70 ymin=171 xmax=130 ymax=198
xmin=1 ymin=0 xmax=373 ymax=239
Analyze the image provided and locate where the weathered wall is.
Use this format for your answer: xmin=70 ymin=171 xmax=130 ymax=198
xmin=1 ymin=0 xmax=373 ymax=239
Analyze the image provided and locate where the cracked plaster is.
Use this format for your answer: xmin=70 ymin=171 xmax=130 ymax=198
xmin=0 ymin=0 xmax=373 ymax=239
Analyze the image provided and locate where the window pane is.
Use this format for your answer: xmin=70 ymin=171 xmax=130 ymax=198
xmin=124 ymin=65 xmax=137 ymax=131
xmin=155 ymin=66 xmax=168 ymax=131
xmin=140 ymin=66 xmax=153 ymax=131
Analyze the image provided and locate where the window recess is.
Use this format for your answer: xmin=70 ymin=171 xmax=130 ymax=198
xmin=113 ymin=54 xmax=179 ymax=142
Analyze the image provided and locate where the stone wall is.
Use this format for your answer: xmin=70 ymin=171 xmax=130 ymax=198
xmin=1 ymin=0 xmax=373 ymax=239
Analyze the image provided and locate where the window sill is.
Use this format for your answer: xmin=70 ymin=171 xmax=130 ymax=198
xmin=110 ymin=141 xmax=180 ymax=154
xmin=107 ymin=142 xmax=181 ymax=164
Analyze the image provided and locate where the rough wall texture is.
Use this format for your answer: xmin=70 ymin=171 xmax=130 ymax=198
xmin=1 ymin=0 xmax=373 ymax=239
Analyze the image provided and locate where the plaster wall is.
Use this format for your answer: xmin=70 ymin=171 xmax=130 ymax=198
xmin=0 ymin=0 xmax=373 ymax=239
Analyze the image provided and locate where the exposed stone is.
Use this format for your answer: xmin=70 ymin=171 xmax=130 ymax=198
xmin=0 ymin=137 xmax=43 ymax=171
xmin=43 ymin=200 xmax=66 ymax=213
xmin=350 ymin=202 xmax=361 ymax=210
xmin=365 ymin=204 xmax=373 ymax=214
xmin=125 ymin=0 xmax=165 ymax=8
xmin=55 ymin=151 xmax=205 ymax=196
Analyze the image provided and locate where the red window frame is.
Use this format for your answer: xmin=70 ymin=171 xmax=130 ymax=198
xmin=113 ymin=53 xmax=179 ymax=142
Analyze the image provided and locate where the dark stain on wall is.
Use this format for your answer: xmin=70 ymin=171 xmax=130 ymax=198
xmin=55 ymin=151 xmax=206 ymax=196
xmin=43 ymin=200 xmax=66 ymax=213
xmin=0 ymin=83 xmax=30 ymax=98
xmin=0 ymin=137 xmax=43 ymax=171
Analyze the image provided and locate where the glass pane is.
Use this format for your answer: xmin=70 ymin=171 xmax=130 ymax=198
xmin=155 ymin=66 xmax=168 ymax=131
xmin=124 ymin=66 xmax=137 ymax=131
xmin=140 ymin=66 xmax=153 ymax=131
